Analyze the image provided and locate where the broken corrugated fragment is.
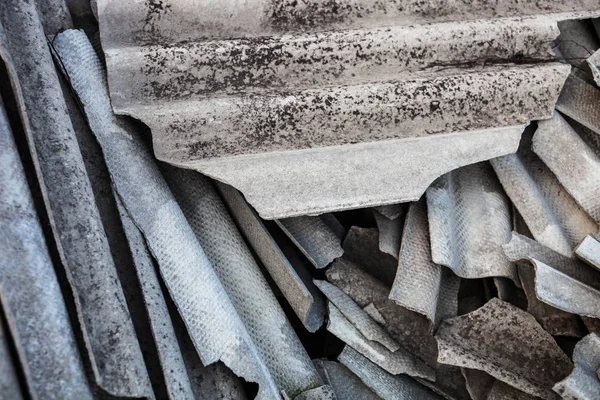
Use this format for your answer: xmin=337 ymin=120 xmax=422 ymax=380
xmin=553 ymin=334 xmax=600 ymax=400
xmin=338 ymin=346 xmax=443 ymax=400
xmin=556 ymin=73 xmax=600 ymax=136
xmin=504 ymin=232 xmax=600 ymax=319
xmin=162 ymin=166 xmax=325 ymax=398
xmin=52 ymin=29 xmax=281 ymax=399
xmin=587 ymin=50 xmax=600 ymax=87
xmin=314 ymin=359 xmax=379 ymax=400
xmin=314 ymin=280 xmax=399 ymax=351
xmin=534 ymin=112 xmax=600 ymax=224
xmin=373 ymin=210 xmax=403 ymax=260
xmin=217 ymin=182 xmax=325 ymax=332
xmin=343 ymin=227 xmax=398 ymax=286
xmin=435 ymin=298 xmax=573 ymax=400
xmin=390 ymin=200 xmax=461 ymax=327
xmin=426 ymin=163 xmax=519 ymax=282
xmin=276 ymin=215 xmax=344 ymax=269
xmin=575 ymin=235 xmax=600 ymax=271
xmin=374 ymin=204 xmax=406 ymax=221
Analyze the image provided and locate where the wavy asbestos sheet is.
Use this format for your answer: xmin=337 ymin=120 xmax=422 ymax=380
xmin=435 ymin=298 xmax=573 ymax=400
xmin=343 ymin=227 xmax=398 ymax=286
xmin=0 ymin=96 xmax=91 ymax=399
xmin=491 ymin=153 xmax=572 ymax=256
xmin=51 ymin=30 xmax=282 ymax=399
xmin=462 ymin=369 xmax=540 ymax=400
xmin=556 ymin=74 xmax=600 ymax=136
xmin=554 ymin=334 xmax=600 ymax=400
xmin=276 ymin=215 xmax=344 ymax=269
xmin=116 ymin=199 xmax=195 ymax=400
xmin=0 ymin=4 xmax=152 ymax=398
xmin=517 ymin=131 xmax=598 ymax=248
xmin=0 ymin=319 xmax=22 ymax=400
xmin=390 ymin=200 xmax=460 ymax=328
xmin=338 ymin=346 xmax=443 ymax=400
xmin=534 ymin=112 xmax=600 ymax=224
xmin=587 ymin=50 xmax=600 ymax=87
xmin=162 ymin=166 xmax=326 ymax=398
xmin=314 ymin=280 xmax=399 ymax=351
xmin=504 ymin=232 xmax=600 ymax=319
xmin=96 ymin=0 xmax=593 ymax=219
xmin=576 ymin=235 xmax=600 ymax=271
xmin=314 ymin=360 xmax=379 ymax=400
xmin=426 ymin=163 xmax=518 ymax=282
xmin=326 ymin=303 xmax=434 ymax=380
xmin=216 ymin=182 xmax=325 ymax=332
xmin=373 ymin=210 xmax=403 ymax=260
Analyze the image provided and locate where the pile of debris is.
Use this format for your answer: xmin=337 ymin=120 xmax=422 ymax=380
xmin=2 ymin=0 xmax=600 ymax=399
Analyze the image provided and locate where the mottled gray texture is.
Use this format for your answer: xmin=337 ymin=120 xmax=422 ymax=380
xmin=504 ymin=232 xmax=600 ymax=319
xmin=326 ymin=303 xmax=434 ymax=380
xmin=575 ymin=235 xmax=600 ymax=271
xmin=436 ymin=298 xmax=572 ymax=400
xmin=276 ymin=215 xmax=344 ymax=269
xmin=390 ymin=200 xmax=460 ymax=328
xmin=374 ymin=204 xmax=406 ymax=220
xmin=556 ymin=74 xmax=600 ymax=137
xmin=426 ymin=163 xmax=518 ymax=282
xmin=554 ymin=334 xmax=600 ymax=400
xmin=587 ymin=50 xmax=600 ymax=87
xmin=534 ymin=112 xmax=600 ymax=224
xmin=373 ymin=210 xmax=403 ymax=259
xmin=52 ymin=29 xmax=280 ymax=399
xmin=1 ymin=5 xmax=151 ymax=397
xmin=338 ymin=346 xmax=443 ymax=400
xmin=491 ymin=153 xmax=572 ymax=256
xmin=314 ymin=280 xmax=399 ymax=351
xmin=116 ymin=199 xmax=195 ymax=400
xmin=343 ymin=226 xmax=398 ymax=286
xmin=0 ymin=98 xmax=85 ymax=400
xmin=216 ymin=182 xmax=325 ymax=332
xmin=314 ymin=360 xmax=379 ymax=400
xmin=162 ymin=166 xmax=325 ymax=398
xmin=463 ymin=368 xmax=543 ymax=400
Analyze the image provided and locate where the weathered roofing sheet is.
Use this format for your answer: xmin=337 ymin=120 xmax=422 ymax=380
xmin=575 ymin=235 xmax=600 ymax=271
xmin=96 ymin=0 xmax=600 ymax=218
xmin=553 ymin=333 xmax=600 ymax=399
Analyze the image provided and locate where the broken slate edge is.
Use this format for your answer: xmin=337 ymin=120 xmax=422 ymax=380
xmin=373 ymin=210 xmax=402 ymax=260
xmin=216 ymin=182 xmax=325 ymax=332
xmin=575 ymin=235 xmax=600 ymax=271
xmin=435 ymin=298 xmax=572 ymax=400
xmin=314 ymin=359 xmax=379 ymax=400
xmin=553 ymin=333 xmax=600 ymax=399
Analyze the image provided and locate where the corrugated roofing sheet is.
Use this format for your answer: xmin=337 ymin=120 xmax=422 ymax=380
xmin=97 ymin=0 xmax=600 ymax=218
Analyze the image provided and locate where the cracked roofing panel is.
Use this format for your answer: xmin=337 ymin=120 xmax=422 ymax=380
xmin=314 ymin=360 xmax=379 ymax=400
xmin=556 ymin=73 xmax=600 ymax=136
xmin=575 ymin=235 xmax=600 ymax=271
xmin=504 ymin=232 xmax=600 ymax=319
xmin=534 ymin=112 xmax=600 ymax=224
xmin=52 ymin=30 xmax=282 ymax=399
xmin=373 ymin=209 xmax=403 ymax=260
xmin=0 ymin=3 xmax=152 ymax=397
xmin=426 ymin=162 xmax=519 ymax=282
xmin=95 ymin=0 xmax=600 ymax=218
xmin=390 ymin=200 xmax=461 ymax=328
xmin=276 ymin=215 xmax=344 ymax=269
xmin=216 ymin=182 xmax=326 ymax=332
xmin=435 ymin=298 xmax=573 ymax=400
xmin=553 ymin=334 xmax=600 ymax=399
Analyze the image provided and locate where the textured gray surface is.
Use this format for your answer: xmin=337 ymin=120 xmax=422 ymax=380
xmin=95 ymin=0 xmax=595 ymax=219
xmin=491 ymin=153 xmax=572 ymax=256
xmin=374 ymin=204 xmax=406 ymax=220
xmin=116 ymin=199 xmax=195 ymax=400
xmin=554 ymin=334 xmax=600 ymax=400
xmin=326 ymin=303 xmax=434 ymax=379
xmin=576 ymin=235 xmax=600 ymax=271
xmin=426 ymin=163 xmax=518 ymax=282
xmin=504 ymin=232 xmax=600 ymax=319
xmin=373 ymin=210 xmax=403 ymax=259
xmin=52 ymin=29 xmax=281 ymax=399
xmin=343 ymin=226 xmax=398 ymax=286
xmin=162 ymin=166 xmax=325 ymax=398
xmin=587 ymin=50 xmax=600 ymax=87
xmin=315 ymin=280 xmax=399 ymax=351
xmin=339 ymin=346 xmax=443 ymax=400
xmin=0 ymin=4 xmax=151 ymax=397
xmin=0 ymin=318 xmax=22 ymax=400
xmin=534 ymin=112 xmax=600 ymax=224
xmin=217 ymin=182 xmax=325 ymax=332
xmin=436 ymin=299 xmax=572 ymax=400
xmin=0 ymin=95 xmax=91 ymax=399
xmin=556 ymin=74 xmax=600 ymax=136
xmin=276 ymin=215 xmax=344 ymax=269
xmin=314 ymin=360 xmax=379 ymax=400
xmin=390 ymin=200 xmax=460 ymax=328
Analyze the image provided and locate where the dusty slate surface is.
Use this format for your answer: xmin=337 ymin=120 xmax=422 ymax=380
xmin=0 ymin=3 xmax=152 ymax=397
xmin=435 ymin=298 xmax=572 ymax=400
